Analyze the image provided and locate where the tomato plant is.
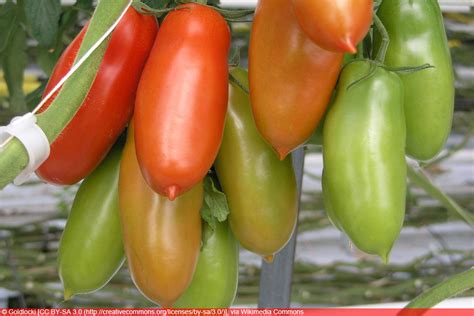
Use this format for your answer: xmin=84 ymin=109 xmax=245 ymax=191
xmin=0 ymin=0 xmax=468 ymax=310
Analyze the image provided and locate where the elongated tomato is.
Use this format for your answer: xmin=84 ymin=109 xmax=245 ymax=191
xmin=323 ymin=61 xmax=406 ymax=262
xmin=292 ymin=0 xmax=372 ymax=53
xmin=36 ymin=8 xmax=157 ymax=185
xmin=135 ymin=3 xmax=230 ymax=200
xmin=215 ymin=68 xmax=298 ymax=258
xmin=58 ymin=144 xmax=124 ymax=300
xmin=119 ymin=124 xmax=202 ymax=307
xmin=376 ymin=0 xmax=454 ymax=161
xmin=249 ymin=0 xmax=343 ymax=160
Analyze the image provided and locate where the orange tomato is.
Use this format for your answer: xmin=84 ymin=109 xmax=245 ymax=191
xmin=292 ymin=0 xmax=373 ymax=53
xmin=249 ymin=0 xmax=343 ymax=159
xmin=119 ymin=124 xmax=202 ymax=307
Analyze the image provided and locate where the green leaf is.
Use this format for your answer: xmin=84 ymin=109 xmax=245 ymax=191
xmin=200 ymin=176 xmax=230 ymax=230
xmin=23 ymin=0 xmax=61 ymax=47
xmin=0 ymin=2 xmax=17 ymax=54
xmin=1 ymin=23 xmax=27 ymax=113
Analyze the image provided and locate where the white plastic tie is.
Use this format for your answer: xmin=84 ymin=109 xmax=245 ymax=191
xmin=0 ymin=113 xmax=50 ymax=185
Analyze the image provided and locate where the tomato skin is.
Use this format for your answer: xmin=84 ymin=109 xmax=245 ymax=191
xmin=36 ymin=8 xmax=157 ymax=185
xmin=135 ymin=3 xmax=230 ymax=200
xmin=58 ymin=144 xmax=124 ymax=299
xmin=249 ymin=0 xmax=343 ymax=159
xmin=323 ymin=61 xmax=406 ymax=261
xmin=173 ymin=220 xmax=239 ymax=308
xmin=215 ymin=68 xmax=298 ymax=258
xmin=292 ymin=0 xmax=372 ymax=53
xmin=119 ymin=124 xmax=202 ymax=307
xmin=375 ymin=0 xmax=454 ymax=161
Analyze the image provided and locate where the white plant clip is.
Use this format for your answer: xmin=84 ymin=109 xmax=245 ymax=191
xmin=0 ymin=113 xmax=50 ymax=185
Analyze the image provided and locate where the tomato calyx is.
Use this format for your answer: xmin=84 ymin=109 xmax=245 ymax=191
xmin=132 ymin=0 xmax=253 ymax=22
xmin=343 ymin=59 xmax=434 ymax=91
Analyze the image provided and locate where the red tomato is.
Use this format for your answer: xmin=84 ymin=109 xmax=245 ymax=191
xmin=292 ymin=0 xmax=373 ymax=53
xmin=36 ymin=8 xmax=158 ymax=185
xmin=249 ymin=0 xmax=343 ymax=159
xmin=134 ymin=3 xmax=230 ymax=200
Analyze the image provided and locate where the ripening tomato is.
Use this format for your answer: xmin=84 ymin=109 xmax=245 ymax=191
xmin=292 ymin=0 xmax=373 ymax=53
xmin=36 ymin=8 xmax=157 ymax=185
xmin=135 ymin=3 xmax=230 ymax=200
xmin=119 ymin=124 xmax=202 ymax=307
xmin=249 ymin=0 xmax=343 ymax=159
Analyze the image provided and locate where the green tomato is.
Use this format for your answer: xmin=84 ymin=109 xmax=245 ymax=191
xmin=375 ymin=0 xmax=454 ymax=161
xmin=323 ymin=61 xmax=406 ymax=262
xmin=58 ymin=144 xmax=124 ymax=299
xmin=174 ymin=220 xmax=239 ymax=308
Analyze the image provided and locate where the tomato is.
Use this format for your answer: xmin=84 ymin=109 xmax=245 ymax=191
xmin=215 ymin=68 xmax=298 ymax=258
xmin=174 ymin=220 xmax=239 ymax=308
xmin=135 ymin=3 xmax=230 ymax=200
xmin=292 ymin=0 xmax=372 ymax=53
xmin=321 ymin=170 xmax=342 ymax=231
xmin=119 ymin=124 xmax=202 ymax=307
xmin=323 ymin=61 xmax=406 ymax=262
xmin=58 ymin=144 xmax=124 ymax=299
xmin=375 ymin=0 xmax=454 ymax=161
xmin=35 ymin=8 xmax=157 ymax=185
xmin=249 ymin=0 xmax=343 ymax=160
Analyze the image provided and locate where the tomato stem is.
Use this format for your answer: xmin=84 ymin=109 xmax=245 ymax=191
xmin=356 ymin=42 xmax=364 ymax=59
xmin=373 ymin=15 xmax=389 ymax=63
xmin=229 ymin=72 xmax=249 ymax=95
xmin=131 ymin=0 xmax=174 ymax=17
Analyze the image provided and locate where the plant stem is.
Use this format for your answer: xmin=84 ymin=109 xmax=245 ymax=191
xmin=373 ymin=14 xmax=389 ymax=63
xmin=404 ymin=267 xmax=474 ymax=308
xmin=407 ymin=162 xmax=474 ymax=227
xmin=356 ymin=42 xmax=364 ymax=59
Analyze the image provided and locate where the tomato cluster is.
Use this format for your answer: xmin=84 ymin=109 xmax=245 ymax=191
xmin=42 ymin=0 xmax=453 ymax=308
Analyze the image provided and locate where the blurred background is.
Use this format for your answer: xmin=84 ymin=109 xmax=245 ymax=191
xmin=0 ymin=0 xmax=473 ymax=308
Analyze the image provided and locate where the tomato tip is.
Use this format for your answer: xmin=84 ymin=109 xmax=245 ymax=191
xmin=379 ymin=250 xmax=390 ymax=264
xmin=276 ymin=148 xmax=289 ymax=161
xmin=341 ymin=38 xmax=357 ymax=54
xmin=63 ymin=288 xmax=75 ymax=301
xmin=263 ymin=254 xmax=274 ymax=263
xmin=165 ymin=185 xmax=179 ymax=201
